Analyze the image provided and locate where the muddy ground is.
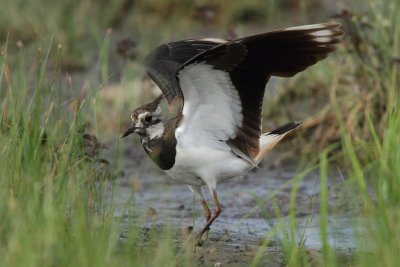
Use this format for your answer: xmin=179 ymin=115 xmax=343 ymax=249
xmin=110 ymin=138 xmax=359 ymax=266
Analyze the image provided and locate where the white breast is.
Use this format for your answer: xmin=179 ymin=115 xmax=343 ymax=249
xmin=165 ymin=145 xmax=252 ymax=187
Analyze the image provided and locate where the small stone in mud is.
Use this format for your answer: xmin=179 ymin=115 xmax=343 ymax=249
xmin=268 ymin=240 xmax=279 ymax=247
xmin=208 ymin=248 xmax=218 ymax=254
xmin=209 ymin=236 xmax=219 ymax=242
xmin=220 ymin=235 xmax=232 ymax=243
xmin=180 ymin=226 xmax=193 ymax=240
xmin=256 ymin=239 xmax=280 ymax=247
xmin=145 ymin=207 xmax=157 ymax=220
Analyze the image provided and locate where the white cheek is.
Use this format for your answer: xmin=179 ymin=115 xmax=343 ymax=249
xmin=147 ymin=123 xmax=165 ymax=139
xmin=136 ymin=113 xmax=149 ymax=127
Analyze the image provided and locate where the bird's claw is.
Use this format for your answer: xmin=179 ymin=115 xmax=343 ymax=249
xmin=196 ymin=239 xmax=205 ymax=247
xmin=191 ymin=231 xmax=207 ymax=252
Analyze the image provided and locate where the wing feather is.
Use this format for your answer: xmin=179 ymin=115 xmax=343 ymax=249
xmin=177 ymin=22 xmax=343 ymax=161
xmin=144 ymin=39 xmax=227 ymax=107
xmin=176 ymin=63 xmax=242 ymax=150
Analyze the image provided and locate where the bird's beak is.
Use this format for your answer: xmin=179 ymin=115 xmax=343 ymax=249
xmin=121 ymin=125 xmax=137 ymax=138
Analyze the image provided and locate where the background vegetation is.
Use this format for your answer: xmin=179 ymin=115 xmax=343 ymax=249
xmin=0 ymin=0 xmax=399 ymax=266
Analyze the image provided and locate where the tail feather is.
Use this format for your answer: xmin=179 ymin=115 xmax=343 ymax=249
xmin=255 ymin=122 xmax=301 ymax=163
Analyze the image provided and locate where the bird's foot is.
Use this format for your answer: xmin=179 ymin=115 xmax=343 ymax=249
xmin=191 ymin=227 xmax=210 ymax=252
xmin=192 ymin=232 xmax=205 ymax=252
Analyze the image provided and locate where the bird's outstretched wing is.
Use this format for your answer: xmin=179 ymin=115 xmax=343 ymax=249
xmin=144 ymin=39 xmax=227 ymax=110
xmin=146 ymin=22 xmax=343 ymax=163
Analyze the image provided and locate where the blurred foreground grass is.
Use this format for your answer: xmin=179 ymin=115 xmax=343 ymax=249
xmin=1 ymin=0 xmax=400 ymax=266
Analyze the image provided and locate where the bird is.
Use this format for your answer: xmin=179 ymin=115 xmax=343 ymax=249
xmin=122 ymin=22 xmax=343 ymax=245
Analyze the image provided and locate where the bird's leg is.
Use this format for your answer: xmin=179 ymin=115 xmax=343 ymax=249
xmin=198 ymin=190 xmax=222 ymax=240
xmin=199 ymin=197 xmax=212 ymax=240
xmin=188 ymin=186 xmax=211 ymax=240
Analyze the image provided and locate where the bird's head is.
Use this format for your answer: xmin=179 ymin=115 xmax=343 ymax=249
xmin=122 ymin=95 xmax=165 ymax=140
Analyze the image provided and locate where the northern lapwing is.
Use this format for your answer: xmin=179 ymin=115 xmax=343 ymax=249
xmin=122 ymin=22 xmax=343 ymax=245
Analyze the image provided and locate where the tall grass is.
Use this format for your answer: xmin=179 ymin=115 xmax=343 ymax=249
xmin=0 ymin=0 xmax=131 ymax=70
xmin=0 ymin=38 xmax=192 ymax=266
xmin=337 ymin=5 xmax=400 ymax=262
xmin=333 ymin=1 xmax=400 ymax=264
xmin=263 ymin=0 xmax=400 ymax=265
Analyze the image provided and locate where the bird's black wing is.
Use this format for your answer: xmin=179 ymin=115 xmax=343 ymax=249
xmin=177 ymin=22 xmax=343 ymax=162
xmin=144 ymin=39 xmax=226 ymax=109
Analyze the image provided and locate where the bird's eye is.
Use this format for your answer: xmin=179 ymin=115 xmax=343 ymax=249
xmin=144 ymin=116 xmax=152 ymax=123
